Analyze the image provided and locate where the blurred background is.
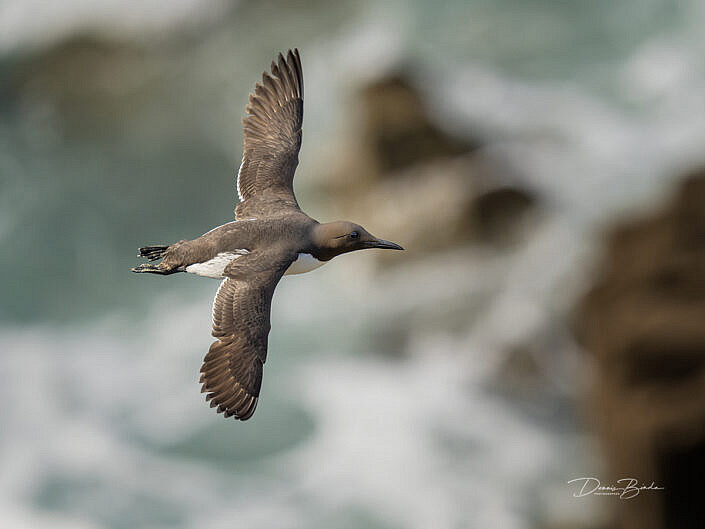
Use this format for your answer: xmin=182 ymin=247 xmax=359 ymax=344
xmin=1 ymin=1 xmax=705 ymax=528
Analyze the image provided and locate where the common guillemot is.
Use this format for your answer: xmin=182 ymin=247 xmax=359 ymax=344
xmin=132 ymin=49 xmax=403 ymax=421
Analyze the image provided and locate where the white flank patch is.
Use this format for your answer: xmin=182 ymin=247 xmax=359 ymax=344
xmin=285 ymin=253 xmax=326 ymax=276
xmin=185 ymin=250 xmax=248 ymax=279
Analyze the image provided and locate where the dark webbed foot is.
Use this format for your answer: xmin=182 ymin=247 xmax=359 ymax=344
xmin=131 ymin=263 xmax=180 ymax=275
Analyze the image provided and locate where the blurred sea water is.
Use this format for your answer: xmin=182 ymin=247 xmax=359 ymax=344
xmin=2 ymin=1 xmax=705 ymax=528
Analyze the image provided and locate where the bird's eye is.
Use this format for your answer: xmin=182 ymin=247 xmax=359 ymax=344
xmin=350 ymin=231 xmax=360 ymax=240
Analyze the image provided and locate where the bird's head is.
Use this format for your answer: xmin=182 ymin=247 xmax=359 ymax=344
xmin=312 ymin=221 xmax=403 ymax=260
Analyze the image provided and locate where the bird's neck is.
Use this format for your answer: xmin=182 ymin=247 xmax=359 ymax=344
xmin=308 ymin=222 xmax=344 ymax=262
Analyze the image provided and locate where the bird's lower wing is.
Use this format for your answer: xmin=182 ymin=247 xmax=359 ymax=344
xmin=200 ymin=251 xmax=294 ymax=420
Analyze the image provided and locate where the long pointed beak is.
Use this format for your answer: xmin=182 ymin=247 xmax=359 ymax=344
xmin=370 ymin=238 xmax=404 ymax=250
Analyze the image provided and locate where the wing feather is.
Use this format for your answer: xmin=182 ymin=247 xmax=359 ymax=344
xmin=199 ymin=251 xmax=293 ymax=420
xmin=235 ymin=49 xmax=304 ymax=219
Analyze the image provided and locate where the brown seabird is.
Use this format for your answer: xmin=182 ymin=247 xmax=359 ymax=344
xmin=132 ymin=49 xmax=403 ymax=421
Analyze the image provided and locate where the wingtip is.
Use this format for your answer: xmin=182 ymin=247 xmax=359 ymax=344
xmin=239 ymin=397 xmax=258 ymax=421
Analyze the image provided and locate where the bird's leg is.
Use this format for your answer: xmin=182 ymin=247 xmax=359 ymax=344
xmin=131 ymin=263 xmax=181 ymax=275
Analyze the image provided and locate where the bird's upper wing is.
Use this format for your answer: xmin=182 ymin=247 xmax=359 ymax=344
xmin=235 ymin=49 xmax=304 ymax=220
xmin=200 ymin=250 xmax=294 ymax=420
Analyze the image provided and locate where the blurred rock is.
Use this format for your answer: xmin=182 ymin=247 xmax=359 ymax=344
xmin=574 ymin=168 xmax=705 ymax=529
xmin=323 ymin=72 xmax=538 ymax=261
xmin=466 ymin=185 xmax=536 ymax=244
xmin=2 ymin=35 xmax=159 ymax=135
xmin=356 ymin=74 xmax=479 ymax=176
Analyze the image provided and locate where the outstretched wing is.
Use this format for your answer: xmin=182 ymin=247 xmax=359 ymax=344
xmin=200 ymin=251 xmax=294 ymax=420
xmin=235 ymin=49 xmax=304 ymax=220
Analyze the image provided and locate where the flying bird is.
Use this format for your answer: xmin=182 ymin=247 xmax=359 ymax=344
xmin=132 ymin=49 xmax=403 ymax=421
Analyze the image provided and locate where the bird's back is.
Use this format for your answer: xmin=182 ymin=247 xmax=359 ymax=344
xmin=162 ymin=214 xmax=315 ymax=271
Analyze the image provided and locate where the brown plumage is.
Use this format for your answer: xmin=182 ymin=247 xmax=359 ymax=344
xmin=236 ymin=49 xmax=303 ymax=220
xmin=133 ymin=49 xmax=403 ymax=421
xmin=201 ymin=251 xmax=291 ymax=419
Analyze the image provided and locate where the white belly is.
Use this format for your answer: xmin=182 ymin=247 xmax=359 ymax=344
xmin=185 ymin=250 xmax=248 ymax=279
xmin=285 ymin=253 xmax=326 ymax=275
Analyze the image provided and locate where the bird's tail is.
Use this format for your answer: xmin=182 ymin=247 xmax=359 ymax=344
xmin=138 ymin=244 xmax=169 ymax=261
xmin=132 ymin=244 xmax=177 ymax=274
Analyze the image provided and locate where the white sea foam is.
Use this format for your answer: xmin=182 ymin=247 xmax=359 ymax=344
xmin=0 ymin=0 xmax=232 ymax=53
xmin=0 ymin=242 xmax=597 ymax=529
